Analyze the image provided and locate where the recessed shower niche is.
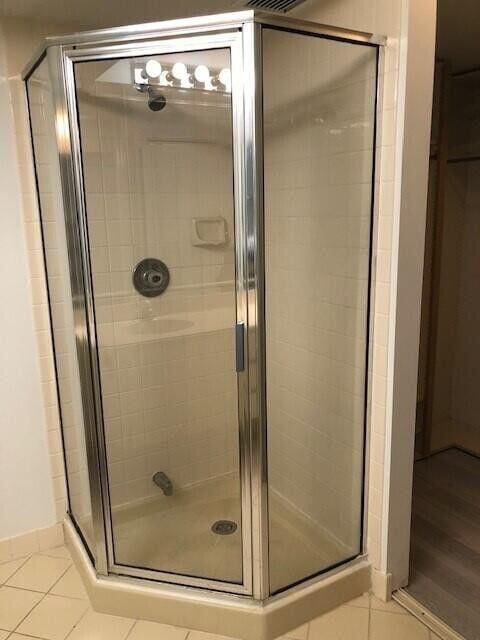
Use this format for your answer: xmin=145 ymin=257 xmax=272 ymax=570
xmin=24 ymin=10 xmax=382 ymax=637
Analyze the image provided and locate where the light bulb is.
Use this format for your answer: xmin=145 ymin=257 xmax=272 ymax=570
xmin=219 ymin=68 xmax=231 ymax=88
xmin=172 ymin=62 xmax=188 ymax=80
xmin=145 ymin=59 xmax=162 ymax=78
xmin=194 ymin=64 xmax=210 ymax=83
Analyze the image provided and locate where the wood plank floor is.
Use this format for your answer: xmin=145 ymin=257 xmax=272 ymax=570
xmin=406 ymin=448 xmax=480 ymax=640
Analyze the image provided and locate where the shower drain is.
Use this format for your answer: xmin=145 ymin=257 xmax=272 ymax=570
xmin=211 ymin=520 xmax=237 ymax=535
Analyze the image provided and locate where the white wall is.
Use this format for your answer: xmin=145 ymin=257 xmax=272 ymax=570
xmin=0 ymin=18 xmax=77 ymax=548
xmin=383 ymin=0 xmax=437 ymax=589
xmin=0 ymin=23 xmax=55 ymax=540
xmin=452 ymin=159 xmax=480 ymax=453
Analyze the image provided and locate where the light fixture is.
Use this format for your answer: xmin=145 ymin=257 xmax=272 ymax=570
xmin=219 ymin=68 xmax=231 ymax=91
xmin=145 ymin=59 xmax=162 ymax=78
xmin=194 ymin=64 xmax=210 ymax=84
xmin=134 ymin=61 xmax=229 ymax=94
xmin=172 ymin=62 xmax=188 ymax=80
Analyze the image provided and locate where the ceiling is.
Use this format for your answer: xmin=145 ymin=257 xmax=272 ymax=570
xmin=0 ymin=0 xmax=479 ymax=72
xmin=0 ymin=0 xmax=243 ymax=30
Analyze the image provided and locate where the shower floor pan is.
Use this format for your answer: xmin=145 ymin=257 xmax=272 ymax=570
xmin=107 ymin=476 xmax=347 ymax=593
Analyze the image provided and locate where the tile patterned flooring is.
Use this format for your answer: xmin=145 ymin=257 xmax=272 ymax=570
xmin=0 ymin=545 xmax=440 ymax=640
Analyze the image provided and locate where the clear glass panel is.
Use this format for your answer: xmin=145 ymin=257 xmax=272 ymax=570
xmin=74 ymin=48 xmax=243 ymax=583
xmin=27 ymin=58 xmax=95 ymax=554
xmin=263 ymin=28 xmax=377 ymax=593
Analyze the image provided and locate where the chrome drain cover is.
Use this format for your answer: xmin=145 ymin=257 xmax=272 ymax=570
xmin=211 ymin=520 xmax=237 ymax=535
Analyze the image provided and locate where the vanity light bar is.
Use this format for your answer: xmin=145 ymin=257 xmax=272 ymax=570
xmin=134 ymin=61 xmax=232 ymax=93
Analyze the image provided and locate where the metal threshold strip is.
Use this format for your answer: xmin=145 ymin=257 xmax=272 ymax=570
xmin=393 ymin=590 xmax=465 ymax=640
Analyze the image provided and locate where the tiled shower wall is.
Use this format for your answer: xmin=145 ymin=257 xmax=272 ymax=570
xmin=76 ymin=57 xmax=239 ymax=509
xmin=292 ymin=0 xmax=403 ymax=571
xmin=7 ymin=0 xmax=405 ymax=577
xmin=27 ymin=60 xmax=95 ymax=545
xmin=264 ymin=31 xmax=377 ymax=553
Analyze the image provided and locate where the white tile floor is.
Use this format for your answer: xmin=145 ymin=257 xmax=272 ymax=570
xmin=0 ymin=545 xmax=440 ymax=640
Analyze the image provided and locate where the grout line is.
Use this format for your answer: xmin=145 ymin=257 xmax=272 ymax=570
xmin=46 ymin=561 xmax=74 ymax=596
xmin=304 ymin=621 xmax=311 ymax=640
xmin=63 ymin=606 xmax=91 ymax=640
xmin=7 ymin=553 xmax=73 ymax=636
xmin=124 ymin=620 xmax=140 ymax=640
xmin=369 ymin=608 xmax=409 ymax=616
xmin=4 ymin=550 xmax=72 ymax=594
xmin=11 ymin=590 xmax=48 ymax=635
xmin=7 ymin=630 xmax=45 ymax=639
xmin=39 ymin=546 xmax=70 ymax=560
xmin=123 ymin=619 xmax=137 ymax=640
xmin=367 ymin=595 xmax=372 ymax=639
xmin=0 ymin=555 xmax=32 ymax=586
xmin=0 ymin=585 xmax=46 ymax=595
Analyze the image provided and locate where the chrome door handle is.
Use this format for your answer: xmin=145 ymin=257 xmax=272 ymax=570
xmin=235 ymin=322 xmax=245 ymax=372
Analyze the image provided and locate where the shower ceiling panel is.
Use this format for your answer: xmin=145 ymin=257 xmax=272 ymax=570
xmin=24 ymin=9 xmax=382 ymax=606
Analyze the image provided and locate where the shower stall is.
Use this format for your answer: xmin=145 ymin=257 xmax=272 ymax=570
xmin=24 ymin=8 xmax=382 ymax=618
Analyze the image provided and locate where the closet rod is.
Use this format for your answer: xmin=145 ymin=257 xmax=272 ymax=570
xmin=452 ymin=67 xmax=480 ymax=78
xmin=447 ymin=154 xmax=480 ymax=164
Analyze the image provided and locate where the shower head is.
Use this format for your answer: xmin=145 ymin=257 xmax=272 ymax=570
xmin=147 ymin=88 xmax=167 ymax=112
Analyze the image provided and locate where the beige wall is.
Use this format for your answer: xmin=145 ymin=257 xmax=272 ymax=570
xmin=452 ymin=159 xmax=480 ymax=454
xmin=428 ymin=160 xmax=467 ymax=450
xmin=3 ymin=17 xmax=79 ymax=530
xmin=2 ymin=17 xmax=74 ymax=75
xmin=0 ymin=16 xmax=84 ymax=557
xmin=449 ymin=75 xmax=480 ymax=454
xmin=422 ymin=73 xmax=480 ymax=456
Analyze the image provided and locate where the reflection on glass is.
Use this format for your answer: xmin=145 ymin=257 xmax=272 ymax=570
xmin=27 ymin=59 xmax=95 ymax=554
xmin=74 ymin=48 xmax=243 ymax=583
xmin=263 ymin=28 xmax=377 ymax=593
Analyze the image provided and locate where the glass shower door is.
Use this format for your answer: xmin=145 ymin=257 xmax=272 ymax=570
xmin=73 ymin=43 xmax=246 ymax=587
xmin=263 ymin=28 xmax=378 ymax=593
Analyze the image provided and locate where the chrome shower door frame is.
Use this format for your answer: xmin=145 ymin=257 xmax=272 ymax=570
xmin=25 ymin=9 xmax=385 ymax=603
xmin=55 ymin=28 xmax=256 ymax=597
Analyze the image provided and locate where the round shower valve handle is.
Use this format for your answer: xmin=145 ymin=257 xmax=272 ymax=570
xmin=133 ymin=258 xmax=170 ymax=297
xmin=146 ymin=271 xmax=163 ymax=285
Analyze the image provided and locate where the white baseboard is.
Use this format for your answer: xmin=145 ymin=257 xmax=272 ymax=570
xmin=0 ymin=522 xmax=64 ymax=563
xmin=371 ymin=568 xmax=393 ymax=601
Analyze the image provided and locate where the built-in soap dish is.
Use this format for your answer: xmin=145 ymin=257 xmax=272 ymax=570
xmin=191 ymin=217 xmax=228 ymax=247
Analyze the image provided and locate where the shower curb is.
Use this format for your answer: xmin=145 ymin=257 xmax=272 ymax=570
xmin=64 ymin=518 xmax=372 ymax=640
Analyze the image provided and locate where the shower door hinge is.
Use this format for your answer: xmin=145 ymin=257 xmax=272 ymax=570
xmin=235 ymin=322 xmax=245 ymax=372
